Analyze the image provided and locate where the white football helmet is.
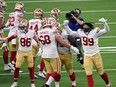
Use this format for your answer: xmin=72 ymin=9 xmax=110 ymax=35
xmin=34 ymin=8 xmax=44 ymax=19
xmin=18 ymin=19 xmax=29 ymax=33
xmin=50 ymin=8 xmax=60 ymax=20
xmin=15 ymin=2 xmax=25 ymax=13
xmin=0 ymin=0 xmax=7 ymax=11
xmin=42 ymin=18 xmax=52 ymax=28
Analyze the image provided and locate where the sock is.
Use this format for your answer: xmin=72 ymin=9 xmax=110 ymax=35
xmin=33 ymin=57 xmax=36 ymax=70
xmin=70 ymin=72 xmax=76 ymax=86
xmin=10 ymin=51 xmax=16 ymax=62
xmin=55 ymin=82 xmax=60 ymax=87
xmin=3 ymin=50 xmax=8 ymax=64
xmin=39 ymin=59 xmax=45 ymax=72
xmin=46 ymin=76 xmax=54 ymax=86
xmin=100 ymin=72 xmax=109 ymax=85
xmin=28 ymin=67 xmax=34 ymax=84
xmin=46 ymin=73 xmax=51 ymax=82
xmin=87 ymin=75 xmax=94 ymax=87
xmin=14 ymin=68 xmax=20 ymax=82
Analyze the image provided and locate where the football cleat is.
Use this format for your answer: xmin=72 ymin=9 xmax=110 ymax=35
xmin=31 ymin=83 xmax=36 ymax=87
xmin=8 ymin=62 xmax=15 ymax=71
xmin=34 ymin=75 xmax=39 ymax=79
xmin=42 ymin=84 xmax=49 ymax=87
xmin=38 ymin=72 xmax=46 ymax=79
xmin=106 ymin=82 xmax=112 ymax=87
xmin=11 ymin=83 xmax=17 ymax=87
xmin=4 ymin=64 xmax=11 ymax=71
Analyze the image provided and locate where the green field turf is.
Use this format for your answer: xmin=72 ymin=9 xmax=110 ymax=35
xmin=0 ymin=0 xmax=116 ymax=87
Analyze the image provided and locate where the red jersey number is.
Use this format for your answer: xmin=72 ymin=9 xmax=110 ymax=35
xmin=83 ymin=36 xmax=94 ymax=46
xmin=20 ymin=38 xmax=31 ymax=47
xmin=9 ymin=16 xmax=15 ymax=26
xmin=29 ymin=24 xmax=38 ymax=35
xmin=40 ymin=35 xmax=51 ymax=45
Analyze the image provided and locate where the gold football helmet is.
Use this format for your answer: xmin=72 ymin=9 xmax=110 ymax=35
xmin=34 ymin=8 xmax=44 ymax=19
xmin=42 ymin=18 xmax=52 ymax=28
xmin=18 ymin=19 xmax=29 ymax=33
xmin=50 ymin=8 xmax=60 ymax=20
xmin=15 ymin=2 xmax=25 ymax=13
xmin=0 ymin=0 xmax=7 ymax=11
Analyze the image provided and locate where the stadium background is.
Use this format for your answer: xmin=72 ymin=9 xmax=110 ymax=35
xmin=0 ymin=0 xmax=116 ymax=87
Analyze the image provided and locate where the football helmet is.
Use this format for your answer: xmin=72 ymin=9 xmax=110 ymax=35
xmin=82 ymin=22 xmax=94 ymax=32
xmin=42 ymin=18 xmax=52 ymax=28
xmin=0 ymin=0 xmax=7 ymax=11
xmin=15 ymin=2 xmax=25 ymax=13
xmin=18 ymin=19 xmax=29 ymax=33
xmin=50 ymin=8 xmax=60 ymax=19
xmin=34 ymin=8 xmax=44 ymax=19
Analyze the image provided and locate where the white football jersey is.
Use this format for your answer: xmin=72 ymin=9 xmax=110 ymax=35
xmin=49 ymin=17 xmax=57 ymax=26
xmin=38 ymin=27 xmax=59 ymax=58
xmin=57 ymin=29 xmax=71 ymax=54
xmin=77 ymin=28 xmax=101 ymax=56
xmin=0 ymin=12 xmax=4 ymax=33
xmin=8 ymin=11 xmax=24 ymax=32
xmin=29 ymin=19 xmax=42 ymax=45
xmin=16 ymin=29 xmax=35 ymax=51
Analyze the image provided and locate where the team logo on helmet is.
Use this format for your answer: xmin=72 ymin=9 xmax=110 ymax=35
xmin=42 ymin=18 xmax=52 ymax=28
xmin=18 ymin=19 xmax=29 ymax=33
xmin=34 ymin=8 xmax=44 ymax=19
xmin=15 ymin=2 xmax=25 ymax=13
xmin=50 ymin=8 xmax=60 ymax=19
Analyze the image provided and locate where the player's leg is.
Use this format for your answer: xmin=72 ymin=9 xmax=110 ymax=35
xmin=43 ymin=58 xmax=61 ymax=87
xmin=62 ymin=54 xmax=77 ymax=87
xmin=84 ymin=56 xmax=94 ymax=87
xmin=0 ymin=33 xmax=10 ymax=71
xmin=94 ymin=52 xmax=111 ymax=87
xmin=26 ymin=50 xmax=35 ymax=87
xmin=11 ymin=50 xmax=24 ymax=87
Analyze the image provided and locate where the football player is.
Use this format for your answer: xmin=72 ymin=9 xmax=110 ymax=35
xmin=49 ymin=8 xmax=60 ymax=27
xmin=57 ymin=23 xmax=77 ymax=87
xmin=29 ymin=8 xmax=46 ymax=79
xmin=37 ymin=18 xmax=79 ymax=87
xmin=6 ymin=2 xmax=25 ymax=72
xmin=0 ymin=0 xmax=10 ymax=71
xmin=64 ymin=18 xmax=112 ymax=87
xmin=2 ymin=19 xmax=39 ymax=87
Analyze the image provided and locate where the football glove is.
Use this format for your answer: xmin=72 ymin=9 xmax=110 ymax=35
xmin=99 ymin=17 xmax=107 ymax=23
xmin=63 ymin=20 xmax=69 ymax=26
xmin=70 ymin=45 xmax=80 ymax=54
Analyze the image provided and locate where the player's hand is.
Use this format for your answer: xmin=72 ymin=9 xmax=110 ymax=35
xmin=70 ymin=46 xmax=80 ymax=54
xmin=63 ymin=20 xmax=69 ymax=26
xmin=99 ymin=17 xmax=107 ymax=23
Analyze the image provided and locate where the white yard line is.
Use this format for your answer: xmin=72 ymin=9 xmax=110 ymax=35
xmin=0 ymin=68 xmax=116 ymax=76
xmin=4 ymin=10 xmax=116 ymax=15
xmin=6 ymin=0 xmax=96 ymax=3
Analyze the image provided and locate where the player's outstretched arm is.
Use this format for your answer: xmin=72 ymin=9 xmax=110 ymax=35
xmin=55 ymin=33 xmax=80 ymax=54
xmin=97 ymin=18 xmax=110 ymax=37
xmin=63 ymin=20 xmax=79 ymax=37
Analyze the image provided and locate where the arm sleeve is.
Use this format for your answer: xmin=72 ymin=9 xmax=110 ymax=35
xmin=64 ymin=25 xmax=80 ymax=37
xmin=96 ymin=22 xmax=110 ymax=37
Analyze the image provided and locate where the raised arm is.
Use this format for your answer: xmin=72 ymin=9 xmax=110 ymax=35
xmin=63 ymin=20 xmax=80 ymax=37
xmin=96 ymin=18 xmax=110 ymax=37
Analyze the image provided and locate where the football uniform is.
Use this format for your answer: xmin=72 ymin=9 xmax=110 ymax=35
xmin=38 ymin=27 xmax=61 ymax=73
xmin=15 ymin=29 xmax=35 ymax=68
xmin=0 ymin=11 xmax=6 ymax=48
xmin=66 ymin=25 xmax=109 ymax=75
xmin=57 ymin=29 xmax=73 ymax=75
xmin=8 ymin=11 xmax=23 ymax=45
xmin=29 ymin=19 xmax=42 ymax=57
